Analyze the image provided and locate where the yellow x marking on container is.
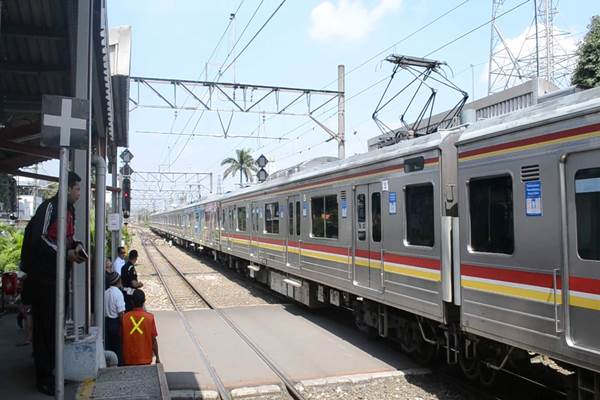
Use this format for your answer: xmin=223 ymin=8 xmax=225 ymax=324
xmin=129 ymin=316 xmax=145 ymax=335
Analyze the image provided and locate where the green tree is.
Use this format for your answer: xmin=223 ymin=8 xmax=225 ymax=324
xmin=221 ymin=149 xmax=258 ymax=187
xmin=572 ymin=16 xmax=600 ymax=89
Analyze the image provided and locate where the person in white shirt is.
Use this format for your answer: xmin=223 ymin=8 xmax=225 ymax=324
xmin=104 ymin=271 xmax=125 ymax=364
xmin=112 ymin=246 xmax=126 ymax=276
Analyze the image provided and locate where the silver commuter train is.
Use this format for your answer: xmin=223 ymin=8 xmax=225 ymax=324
xmin=150 ymin=87 xmax=600 ymax=385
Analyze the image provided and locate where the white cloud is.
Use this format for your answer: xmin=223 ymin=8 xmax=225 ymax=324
xmin=309 ymin=0 xmax=402 ymax=41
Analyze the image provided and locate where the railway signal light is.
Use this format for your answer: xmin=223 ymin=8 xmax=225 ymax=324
xmin=122 ymin=177 xmax=131 ymax=216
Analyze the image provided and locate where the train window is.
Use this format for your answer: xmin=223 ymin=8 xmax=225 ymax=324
xmin=405 ymin=184 xmax=434 ymax=247
xmin=357 ymin=194 xmax=366 ymax=223
xmin=237 ymin=207 xmax=247 ymax=232
xmin=575 ymin=168 xmax=600 ymax=261
xmin=296 ymin=201 xmax=301 ymax=235
xmin=265 ymin=202 xmax=279 ymax=234
xmin=469 ymin=175 xmax=514 ymax=254
xmin=372 ymin=192 xmax=382 ymax=242
xmin=404 ymin=156 xmax=425 ymax=173
xmin=289 ymin=203 xmax=294 ymax=235
xmin=311 ymin=195 xmax=339 ymax=239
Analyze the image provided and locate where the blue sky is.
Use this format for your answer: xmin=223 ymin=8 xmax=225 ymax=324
xmin=105 ymin=0 xmax=599 ymax=204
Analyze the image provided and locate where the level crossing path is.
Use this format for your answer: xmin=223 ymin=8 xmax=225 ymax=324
xmin=132 ymin=228 xmax=427 ymax=399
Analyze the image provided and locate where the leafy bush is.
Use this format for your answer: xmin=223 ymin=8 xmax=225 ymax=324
xmin=0 ymin=224 xmax=23 ymax=273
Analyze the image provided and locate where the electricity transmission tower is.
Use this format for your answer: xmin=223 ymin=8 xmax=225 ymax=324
xmin=488 ymin=0 xmax=578 ymax=94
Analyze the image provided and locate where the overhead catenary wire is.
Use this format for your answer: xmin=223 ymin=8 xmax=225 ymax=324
xmin=246 ymin=0 xmax=532 ymax=165
xmin=220 ymin=0 xmax=287 ymax=77
xmin=167 ymin=0 xmax=288 ymax=167
xmin=216 ymin=0 xmax=474 ymax=163
xmin=167 ymin=0 xmax=471 ymax=176
xmin=160 ymin=0 xmax=247 ymax=165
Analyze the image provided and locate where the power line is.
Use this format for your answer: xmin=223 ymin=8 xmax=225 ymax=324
xmin=160 ymin=0 xmax=247 ymax=165
xmin=221 ymin=0 xmax=472 ymax=160
xmin=168 ymin=0 xmax=288 ymax=168
xmin=320 ymin=0 xmax=471 ymax=89
xmin=256 ymin=0 xmax=530 ymax=161
xmin=221 ymin=0 xmax=287 ymax=76
xmin=216 ymin=0 xmax=266 ymax=77
xmin=425 ymin=0 xmax=531 ymax=57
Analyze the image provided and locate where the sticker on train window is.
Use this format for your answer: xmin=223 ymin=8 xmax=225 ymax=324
xmin=382 ymin=179 xmax=389 ymax=191
xmin=303 ymin=202 xmax=308 ymax=217
xmin=341 ymin=198 xmax=347 ymax=218
xmin=389 ymin=192 xmax=397 ymax=215
xmin=525 ymin=180 xmax=542 ymax=216
xmin=576 ymin=177 xmax=600 ymax=193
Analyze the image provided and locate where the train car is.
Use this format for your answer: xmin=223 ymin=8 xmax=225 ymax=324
xmin=150 ymin=86 xmax=600 ymax=390
xmin=456 ymin=88 xmax=600 ymax=378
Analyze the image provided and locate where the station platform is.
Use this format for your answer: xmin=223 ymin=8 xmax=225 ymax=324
xmin=0 ymin=310 xmax=79 ymax=399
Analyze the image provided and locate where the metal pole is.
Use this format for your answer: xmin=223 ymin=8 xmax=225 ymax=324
xmin=337 ymin=65 xmax=345 ymax=160
xmin=93 ymin=156 xmax=106 ymax=332
xmin=534 ymin=0 xmax=540 ymax=78
xmin=111 ymin=151 xmax=118 ymax=261
xmin=209 ymin=172 xmax=213 ymax=194
xmin=54 ymin=147 xmax=70 ymax=399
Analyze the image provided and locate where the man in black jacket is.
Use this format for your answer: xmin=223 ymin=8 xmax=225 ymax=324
xmin=24 ymin=171 xmax=86 ymax=395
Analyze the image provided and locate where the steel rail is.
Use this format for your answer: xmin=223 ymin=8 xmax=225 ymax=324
xmin=139 ymin=232 xmax=232 ymax=400
xmin=142 ymin=231 xmax=306 ymax=400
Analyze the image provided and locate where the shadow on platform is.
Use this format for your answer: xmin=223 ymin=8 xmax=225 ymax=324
xmin=0 ymin=310 xmax=78 ymax=399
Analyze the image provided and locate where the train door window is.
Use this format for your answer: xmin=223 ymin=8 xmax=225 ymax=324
xmin=575 ymin=168 xmax=600 ymax=260
xmin=288 ymin=202 xmax=294 ymax=235
xmin=265 ymin=202 xmax=279 ymax=234
xmin=469 ymin=175 xmax=514 ymax=254
xmin=405 ymin=183 xmax=434 ymax=247
xmin=296 ymin=201 xmax=301 ymax=235
xmin=372 ymin=192 xmax=381 ymax=242
xmin=311 ymin=195 xmax=339 ymax=239
xmin=237 ymin=206 xmax=247 ymax=232
xmin=357 ymin=194 xmax=366 ymax=241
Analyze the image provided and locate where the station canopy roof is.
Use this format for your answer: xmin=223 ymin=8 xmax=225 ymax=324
xmin=0 ymin=0 xmax=128 ymax=173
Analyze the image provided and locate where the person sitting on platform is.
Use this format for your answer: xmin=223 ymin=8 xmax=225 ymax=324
xmin=121 ymin=250 xmax=143 ymax=310
xmin=121 ymin=289 xmax=160 ymax=366
xmin=104 ymin=270 xmax=125 ymax=364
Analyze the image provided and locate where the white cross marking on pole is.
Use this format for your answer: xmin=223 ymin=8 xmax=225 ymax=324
xmin=43 ymin=98 xmax=86 ymax=147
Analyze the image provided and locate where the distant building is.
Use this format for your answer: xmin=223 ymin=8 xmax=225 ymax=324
xmin=18 ymin=195 xmax=43 ymax=221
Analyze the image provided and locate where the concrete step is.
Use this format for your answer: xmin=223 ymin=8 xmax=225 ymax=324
xmin=78 ymin=364 xmax=170 ymax=399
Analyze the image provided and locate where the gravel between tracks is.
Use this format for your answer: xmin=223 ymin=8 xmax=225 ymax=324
xmin=298 ymin=374 xmax=472 ymax=400
xmin=145 ymin=233 xmax=284 ymax=308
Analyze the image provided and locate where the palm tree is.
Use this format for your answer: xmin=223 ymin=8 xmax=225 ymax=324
xmin=221 ymin=149 xmax=258 ymax=187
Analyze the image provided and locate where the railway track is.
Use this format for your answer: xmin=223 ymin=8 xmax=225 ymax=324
xmin=138 ymin=229 xmax=304 ymax=400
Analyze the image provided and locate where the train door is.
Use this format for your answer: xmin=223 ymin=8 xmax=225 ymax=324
xmin=250 ymin=202 xmax=260 ymax=259
xmin=564 ymin=149 xmax=600 ymax=353
xmin=286 ymin=195 xmax=301 ymax=269
xmin=353 ymin=183 xmax=383 ymax=292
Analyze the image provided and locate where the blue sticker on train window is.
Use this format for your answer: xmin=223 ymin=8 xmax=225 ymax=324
xmin=303 ymin=202 xmax=308 ymax=217
xmin=525 ymin=180 xmax=542 ymax=216
xmin=341 ymin=199 xmax=347 ymax=218
xmin=389 ymin=192 xmax=397 ymax=215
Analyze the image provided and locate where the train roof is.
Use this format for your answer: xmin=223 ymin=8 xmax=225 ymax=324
xmin=457 ymin=86 xmax=600 ymax=145
xmin=152 ymin=86 xmax=600 ymax=217
xmin=152 ymin=129 xmax=454 ymax=215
